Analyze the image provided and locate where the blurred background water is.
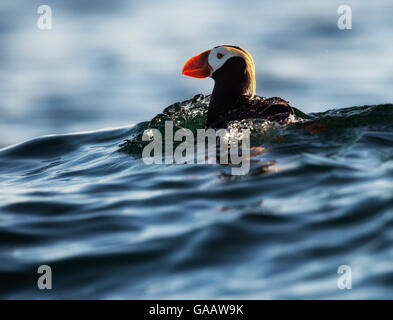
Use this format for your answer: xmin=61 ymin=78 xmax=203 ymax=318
xmin=0 ymin=0 xmax=392 ymax=147
xmin=0 ymin=0 xmax=393 ymax=299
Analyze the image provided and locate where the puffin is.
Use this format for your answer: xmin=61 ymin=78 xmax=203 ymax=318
xmin=182 ymin=45 xmax=295 ymax=129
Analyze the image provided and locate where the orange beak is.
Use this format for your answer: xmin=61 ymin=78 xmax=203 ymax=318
xmin=182 ymin=49 xmax=212 ymax=78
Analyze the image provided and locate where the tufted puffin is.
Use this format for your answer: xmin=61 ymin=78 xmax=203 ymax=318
xmin=182 ymin=45 xmax=295 ymax=129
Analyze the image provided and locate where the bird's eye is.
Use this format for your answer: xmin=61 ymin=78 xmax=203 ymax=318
xmin=217 ymin=53 xmax=224 ymax=59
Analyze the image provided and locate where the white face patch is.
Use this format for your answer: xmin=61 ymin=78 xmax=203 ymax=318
xmin=207 ymin=47 xmax=243 ymax=76
xmin=207 ymin=45 xmax=256 ymax=97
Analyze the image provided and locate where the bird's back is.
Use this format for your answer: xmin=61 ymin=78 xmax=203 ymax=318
xmin=206 ymin=95 xmax=295 ymax=129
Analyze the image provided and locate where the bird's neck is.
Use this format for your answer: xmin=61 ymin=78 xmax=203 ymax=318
xmin=209 ymin=79 xmax=246 ymax=110
xmin=206 ymin=58 xmax=253 ymax=128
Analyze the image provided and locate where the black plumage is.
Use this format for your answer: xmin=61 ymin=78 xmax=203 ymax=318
xmin=207 ymin=56 xmax=294 ymax=129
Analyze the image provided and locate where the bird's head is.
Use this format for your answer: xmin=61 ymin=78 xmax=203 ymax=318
xmin=182 ymin=45 xmax=256 ymax=97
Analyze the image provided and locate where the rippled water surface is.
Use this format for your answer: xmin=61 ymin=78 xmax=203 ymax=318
xmin=1 ymin=97 xmax=393 ymax=299
xmin=1 ymin=0 xmax=393 ymax=299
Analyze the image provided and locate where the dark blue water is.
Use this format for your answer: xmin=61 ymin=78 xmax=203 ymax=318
xmin=1 ymin=97 xmax=392 ymax=299
xmin=1 ymin=0 xmax=393 ymax=299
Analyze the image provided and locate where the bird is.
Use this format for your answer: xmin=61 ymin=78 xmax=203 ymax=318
xmin=182 ymin=45 xmax=295 ymax=129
